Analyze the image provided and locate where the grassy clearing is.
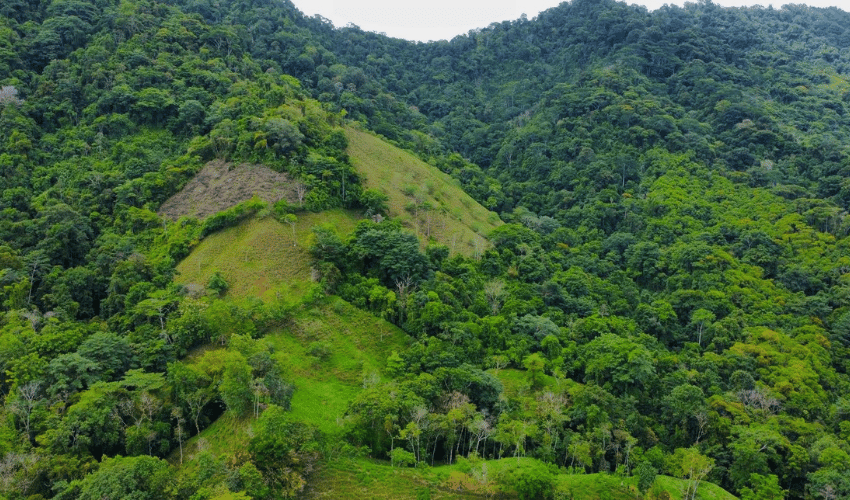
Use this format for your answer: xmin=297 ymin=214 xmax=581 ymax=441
xmin=172 ymin=209 xmax=403 ymax=460
xmin=345 ymin=126 xmax=501 ymax=256
xmin=278 ymin=297 xmax=408 ymax=384
xmin=304 ymin=456 xmax=738 ymax=500
xmin=653 ymin=475 xmax=738 ymax=500
xmin=174 ymin=210 xmax=360 ymax=301
xmin=302 ymin=458 xmax=480 ymax=500
xmin=555 ymin=472 xmax=735 ymax=500
xmin=173 ymin=412 xmax=253 ymax=471
xmin=265 ymin=296 xmax=410 ymax=433
xmin=174 ymin=296 xmax=409 ymax=463
xmin=554 ymin=472 xmax=639 ymax=499
xmin=490 ymin=367 xmax=559 ymax=397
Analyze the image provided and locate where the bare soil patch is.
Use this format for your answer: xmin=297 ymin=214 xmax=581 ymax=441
xmin=158 ymin=160 xmax=298 ymax=220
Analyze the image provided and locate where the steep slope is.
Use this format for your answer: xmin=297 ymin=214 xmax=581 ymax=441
xmin=171 ymin=124 xmax=501 ymax=298
xmin=345 ymin=126 xmax=501 ymax=256
xmin=4 ymin=0 xmax=850 ymax=498
xmin=174 ymin=210 xmax=360 ymax=301
xmin=302 ymin=457 xmax=737 ymax=500
xmin=158 ymin=161 xmax=299 ymax=221
xmin=172 ymin=295 xmax=411 ymax=489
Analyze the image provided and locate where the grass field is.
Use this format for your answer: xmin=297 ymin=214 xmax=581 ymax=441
xmin=266 ymin=296 xmax=410 ymax=433
xmin=174 ymin=210 xmax=360 ymax=301
xmin=303 ymin=456 xmax=738 ymax=500
xmin=491 ymin=367 xmax=560 ymax=396
xmin=175 ymin=295 xmax=410 ymax=460
xmin=653 ymin=475 xmax=738 ymax=500
xmin=302 ymin=457 xmax=481 ymax=500
xmin=345 ymin=126 xmax=501 ymax=256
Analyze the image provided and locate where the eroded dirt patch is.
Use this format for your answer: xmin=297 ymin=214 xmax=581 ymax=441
xmin=158 ymin=160 xmax=298 ymax=220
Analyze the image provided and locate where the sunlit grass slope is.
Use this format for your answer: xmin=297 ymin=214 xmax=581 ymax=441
xmin=174 ymin=210 xmax=360 ymax=301
xmin=345 ymin=126 xmax=502 ymax=256
xmin=175 ymin=295 xmax=409 ymax=460
xmin=302 ymin=458 xmax=480 ymax=500
xmin=303 ymin=456 xmax=738 ymax=500
xmin=266 ymin=297 xmax=409 ymax=433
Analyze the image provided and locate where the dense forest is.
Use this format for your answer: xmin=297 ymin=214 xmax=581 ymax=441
xmin=2 ymin=0 xmax=850 ymax=498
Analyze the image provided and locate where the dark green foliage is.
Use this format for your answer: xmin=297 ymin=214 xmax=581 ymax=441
xmin=219 ymin=352 xmax=253 ymax=415
xmin=206 ymin=271 xmax=228 ymax=296
xmin=496 ymin=459 xmax=555 ymax=500
xmin=201 ymin=198 xmax=267 ymax=237
xmin=248 ymin=405 xmax=319 ymax=497
xmin=306 ymin=341 xmax=331 ymax=360
xmin=740 ymin=474 xmax=784 ymax=500
xmin=46 ymin=352 xmax=99 ymax=396
xmin=56 ymin=455 xmax=170 ymax=500
xmin=432 ymin=364 xmax=503 ymax=414
xmin=636 ymin=461 xmax=657 ymax=495
xmin=76 ymin=332 xmax=136 ymax=382
xmin=359 ymin=188 xmax=389 ymax=216
xmin=350 ymin=220 xmax=431 ymax=286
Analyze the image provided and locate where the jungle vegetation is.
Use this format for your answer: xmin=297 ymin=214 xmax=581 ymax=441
xmin=2 ymin=0 xmax=850 ymax=498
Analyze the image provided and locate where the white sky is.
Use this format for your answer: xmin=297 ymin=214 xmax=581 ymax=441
xmin=290 ymin=0 xmax=848 ymax=42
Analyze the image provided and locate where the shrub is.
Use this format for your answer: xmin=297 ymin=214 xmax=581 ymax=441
xmin=201 ymin=197 xmax=266 ymax=237
xmin=207 ymin=271 xmax=228 ymax=296
xmin=390 ymin=448 xmax=416 ymax=468
xmin=306 ymin=341 xmax=332 ymax=361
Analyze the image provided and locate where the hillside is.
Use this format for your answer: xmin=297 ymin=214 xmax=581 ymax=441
xmin=345 ymin=126 xmax=501 ymax=256
xmin=158 ymin=161 xmax=300 ymax=221
xmin=2 ymin=0 xmax=850 ymax=499
xmin=302 ymin=458 xmax=737 ymax=500
xmin=174 ymin=211 xmax=360 ymax=301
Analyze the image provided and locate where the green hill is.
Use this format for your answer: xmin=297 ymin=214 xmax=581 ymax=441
xmin=172 ymin=295 xmax=410 ymax=477
xmin=3 ymin=0 xmax=850 ymax=499
xmin=346 ymin=126 xmax=501 ymax=256
xmin=174 ymin=210 xmax=360 ymax=301
xmin=171 ymin=125 xmax=502 ymax=298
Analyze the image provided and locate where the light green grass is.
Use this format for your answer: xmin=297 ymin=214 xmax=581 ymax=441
xmin=555 ymin=472 xmax=735 ymax=500
xmin=302 ymin=457 xmax=481 ymax=500
xmin=257 ymin=297 xmax=410 ymax=434
xmin=654 ymin=475 xmax=738 ymax=500
xmin=175 ymin=210 xmax=360 ymax=301
xmin=175 ymin=412 xmax=253 ymax=471
xmin=304 ymin=457 xmax=737 ymax=500
xmin=345 ymin=126 xmax=501 ymax=256
xmin=175 ymin=296 xmax=409 ymax=461
xmin=554 ymin=472 xmax=639 ymax=500
xmin=490 ymin=367 xmax=559 ymax=397
xmin=284 ymin=298 xmax=406 ymax=381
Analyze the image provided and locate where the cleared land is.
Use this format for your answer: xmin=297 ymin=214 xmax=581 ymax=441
xmin=302 ymin=457 xmax=737 ymax=500
xmin=174 ymin=210 xmax=360 ymax=301
xmin=158 ymin=160 xmax=298 ymax=220
xmin=175 ymin=296 xmax=410 ymax=465
xmin=345 ymin=126 xmax=501 ymax=256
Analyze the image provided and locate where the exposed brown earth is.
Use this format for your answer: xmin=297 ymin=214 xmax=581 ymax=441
xmin=158 ymin=160 xmax=298 ymax=220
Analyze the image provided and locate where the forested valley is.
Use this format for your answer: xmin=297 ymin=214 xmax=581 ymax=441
xmin=2 ymin=0 xmax=850 ymax=498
